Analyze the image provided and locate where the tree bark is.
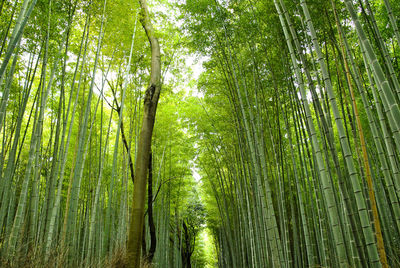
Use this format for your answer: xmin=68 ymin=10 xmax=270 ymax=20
xmin=144 ymin=152 xmax=156 ymax=263
xmin=181 ymin=221 xmax=192 ymax=268
xmin=127 ymin=0 xmax=161 ymax=266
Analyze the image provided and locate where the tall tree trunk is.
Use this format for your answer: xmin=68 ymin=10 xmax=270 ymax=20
xmin=127 ymin=0 xmax=161 ymax=266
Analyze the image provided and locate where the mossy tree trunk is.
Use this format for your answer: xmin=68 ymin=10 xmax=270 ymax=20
xmin=127 ymin=0 xmax=161 ymax=267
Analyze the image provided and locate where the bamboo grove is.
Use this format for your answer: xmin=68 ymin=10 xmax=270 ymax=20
xmin=1 ymin=0 xmax=400 ymax=267
xmin=0 ymin=0 xmax=208 ymax=267
xmin=181 ymin=0 xmax=400 ymax=267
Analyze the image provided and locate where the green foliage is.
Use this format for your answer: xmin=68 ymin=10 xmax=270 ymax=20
xmin=1 ymin=0 xmax=400 ymax=267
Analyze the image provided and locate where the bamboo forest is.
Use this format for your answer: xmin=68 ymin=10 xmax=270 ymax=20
xmin=2 ymin=0 xmax=400 ymax=267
